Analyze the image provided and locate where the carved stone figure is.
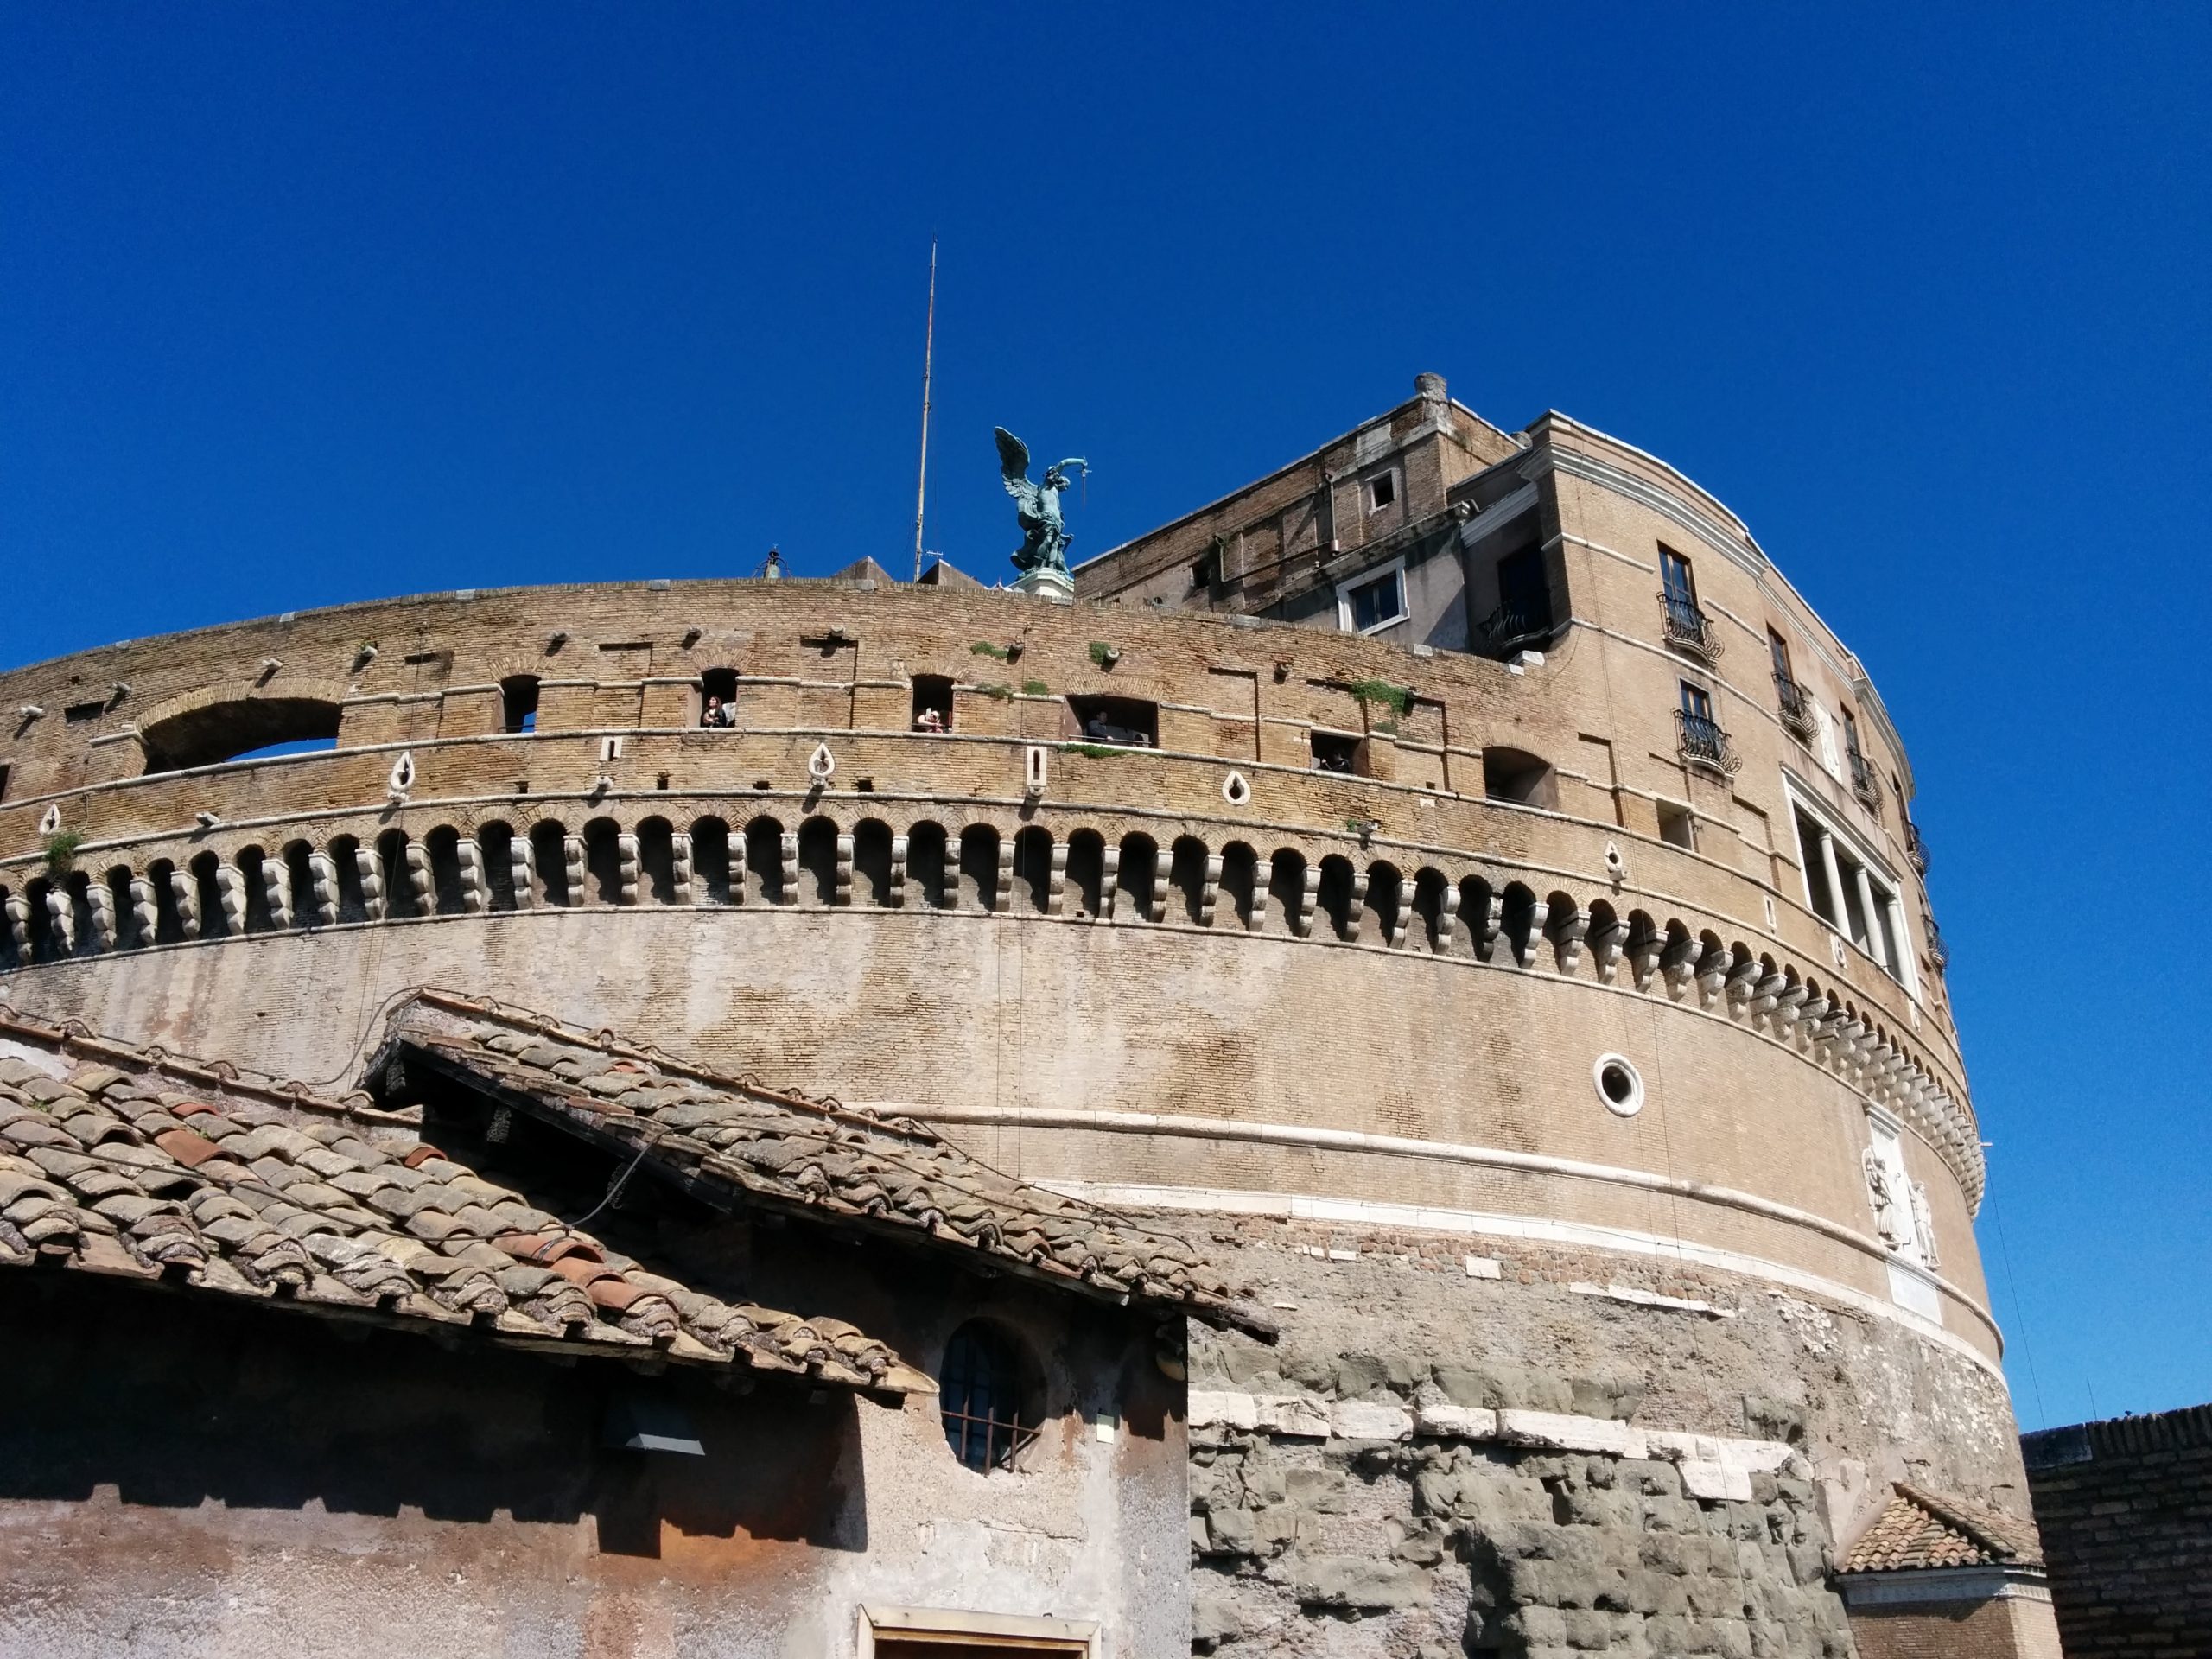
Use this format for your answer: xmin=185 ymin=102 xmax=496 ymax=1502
xmin=995 ymin=427 xmax=1088 ymax=575
xmin=1909 ymin=1180 xmax=1940 ymax=1268
xmin=1863 ymin=1145 xmax=1911 ymax=1250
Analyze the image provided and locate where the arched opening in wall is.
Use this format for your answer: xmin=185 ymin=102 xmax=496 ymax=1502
xmin=530 ymin=822 xmax=572 ymax=907
xmin=1115 ymin=832 xmax=1158 ymax=923
xmin=145 ymin=859 xmax=186 ymax=942
xmin=1545 ymin=892 xmax=1581 ymax=970
xmin=853 ymin=820 xmax=894 ymax=906
xmin=582 ymin=819 xmax=624 ymax=906
xmin=140 ymin=697 xmax=344 ymax=775
xmin=690 ymin=817 xmax=733 ymax=905
xmin=1064 ymin=829 xmax=1106 ymax=919
xmin=1482 ymin=747 xmax=1558 ymax=810
xmin=499 ymin=676 xmax=540 ymax=735
xmin=1363 ymin=861 xmax=1403 ymax=944
xmin=1696 ymin=930 xmax=1726 ymax=984
xmin=1458 ymin=875 xmax=1495 ymax=960
xmin=1410 ymin=867 xmax=1450 ymax=953
xmin=22 ymin=878 xmax=58 ymax=963
xmin=1625 ymin=909 xmax=1658 ymax=970
xmin=233 ymin=847 xmax=275 ymax=933
xmin=697 ymin=667 xmax=740 ymax=729
xmin=1011 ymin=826 xmax=1053 ymax=914
xmin=54 ymin=872 xmax=91 ymax=957
xmin=275 ymin=842 xmax=312 ymax=929
xmin=190 ymin=852 xmax=229 ymax=937
xmin=957 ymin=824 xmax=1000 ymax=912
xmin=1500 ymin=882 xmax=1541 ymax=964
xmin=797 ymin=817 xmax=841 ymax=906
xmin=423 ymin=828 xmax=469 ymax=916
xmin=376 ymin=831 xmax=417 ymax=919
xmin=478 ymin=823 xmax=518 ymax=912
xmin=1168 ymin=836 xmax=1210 ymax=925
xmin=1266 ymin=849 xmax=1307 ymax=937
xmin=1218 ymin=842 xmax=1260 ymax=931
xmin=743 ymin=817 xmax=785 ymax=905
xmin=0 ymin=885 xmax=18 ymax=969
xmin=1316 ymin=855 xmax=1359 ymax=942
xmin=636 ymin=818 xmax=677 ymax=905
xmin=938 ymin=1321 xmax=1043 ymax=1474
xmin=910 ymin=674 xmax=955 ymax=734
xmin=105 ymin=867 xmax=139 ymax=949
xmin=907 ymin=821 xmax=950 ymax=909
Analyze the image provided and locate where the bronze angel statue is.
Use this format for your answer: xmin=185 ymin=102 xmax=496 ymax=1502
xmin=995 ymin=427 xmax=1089 ymax=575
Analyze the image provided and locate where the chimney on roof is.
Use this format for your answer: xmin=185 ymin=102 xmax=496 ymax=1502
xmin=1415 ymin=372 xmax=1447 ymax=405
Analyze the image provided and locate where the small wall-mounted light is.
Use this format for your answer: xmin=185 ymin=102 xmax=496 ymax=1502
xmin=194 ymin=810 xmax=222 ymax=829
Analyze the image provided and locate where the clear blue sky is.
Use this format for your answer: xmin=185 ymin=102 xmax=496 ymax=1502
xmin=3 ymin=6 xmax=2206 ymax=1427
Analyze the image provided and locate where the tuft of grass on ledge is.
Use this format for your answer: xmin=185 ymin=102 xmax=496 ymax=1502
xmin=42 ymin=830 xmax=84 ymax=873
xmin=974 ymin=683 xmax=1014 ymax=701
xmin=1020 ymin=679 xmax=1052 ymax=697
xmin=1059 ymin=742 xmax=1121 ymax=759
xmin=969 ymin=640 xmax=1013 ymax=661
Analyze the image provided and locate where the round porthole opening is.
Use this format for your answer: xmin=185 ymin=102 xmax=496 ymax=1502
xmin=1593 ymin=1054 xmax=1643 ymax=1117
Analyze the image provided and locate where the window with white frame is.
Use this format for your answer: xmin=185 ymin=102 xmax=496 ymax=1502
xmin=1364 ymin=468 xmax=1396 ymax=512
xmin=1338 ymin=559 xmax=1408 ymax=635
xmin=1788 ymin=781 xmax=1916 ymax=998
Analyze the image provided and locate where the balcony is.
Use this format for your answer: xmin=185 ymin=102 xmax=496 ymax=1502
xmin=1905 ymin=818 xmax=1930 ymax=875
xmin=1924 ymin=916 xmax=1949 ymax=973
xmin=1675 ymin=709 xmax=1741 ymax=775
xmin=1847 ymin=750 xmax=1885 ymax=814
xmin=1773 ymin=674 xmax=1816 ymax=744
xmin=1659 ymin=593 xmax=1722 ymax=664
xmin=1478 ymin=601 xmax=1553 ymax=656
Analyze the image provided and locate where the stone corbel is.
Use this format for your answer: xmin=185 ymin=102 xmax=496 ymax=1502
xmin=454 ymin=839 xmax=488 ymax=913
xmin=508 ymin=838 xmax=536 ymax=909
xmin=261 ymin=859 xmax=293 ymax=931
xmin=306 ymin=853 xmax=338 ymax=925
xmin=615 ymin=834 xmax=641 ymax=906
xmin=402 ymin=844 xmax=433 ymax=915
xmin=3 ymin=894 xmax=31 ymax=959
xmin=1197 ymin=854 xmax=1223 ymax=928
xmin=1293 ymin=865 xmax=1319 ymax=938
xmin=728 ymin=835 xmax=747 ymax=905
xmin=1750 ymin=971 xmax=1787 ymax=1017
xmin=1433 ymin=882 xmax=1460 ymax=952
xmin=670 ymin=833 xmax=694 ymax=906
xmin=994 ymin=837 xmax=1014 ymax=915
xmin=128 ymin=876 xmax=159 ymax=944
xmin=833 ymin=833 xmax=855 ymax=907
xmin=1549 ymin=906 xmax=1588 ymax=975
xmin=173 ymin=867 xmax=205 ymax=937
xmin=1517 ymin=900 xmax=1548 ymax=969
xmin=780 ymin=832 xmax=801 ymax=906
xmin=1724 ymin=957 xmax=1762 ymax=1014
xmin=1342 ymin=871 xmax=1370 ymax=943
xmin=1586 ymin=913 xmax=1624 ymax=982
xmin=85 ymin=884 xmax=115 ymax=952
xmin=1045 ymin=842 xmax=1069 ymax=917
xmin=1474 ymin=893 xmax=1504 ymax=963
xmin=1660 ymin=935 xmax=1698 ymax=996
xmin=887 ymin=834 xmax=907 ymax=908
xmin=44 ymin=887 xmax=76 ymax=955
xmin=1096 ymin=846 xmax=1120 ymax=920
xmin=1771 ymin=982 xmax=1808 ymax=1034
xmin=562 ymin=836 xmax=588 ymax=907
xmin=214 ymin=864 xmax=247 ymax=935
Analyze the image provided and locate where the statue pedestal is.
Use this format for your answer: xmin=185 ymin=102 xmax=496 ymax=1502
xmin=1011 ymin=566 xmax=1075 ymax=604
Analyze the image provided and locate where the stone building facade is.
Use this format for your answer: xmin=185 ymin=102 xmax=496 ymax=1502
xmin=0 ymin=378 xmax=2056 ymax=1655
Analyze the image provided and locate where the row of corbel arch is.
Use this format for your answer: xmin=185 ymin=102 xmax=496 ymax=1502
xmin=0 ymin=805 xmax=1980 ymax=1205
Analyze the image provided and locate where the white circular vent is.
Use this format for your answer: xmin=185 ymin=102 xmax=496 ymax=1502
xmin=1592 ymin=1053 xmax=1644 ymax=1117
xmin=1222 ymin=771 xmax=1251 ymax=806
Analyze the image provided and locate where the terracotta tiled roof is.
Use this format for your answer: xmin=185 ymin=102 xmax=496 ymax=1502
xmin=374 ymin=991 xmax=1274 ymax=1338
xmin=1840 ymin=1483 xmax=2044 ymax=1574
xmin=0 ymin=1010 xmax=927 ymax=1395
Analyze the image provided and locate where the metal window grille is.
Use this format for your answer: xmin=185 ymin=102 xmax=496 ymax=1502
xmin=939 ymin=1326 xmax=1036 ymax=1472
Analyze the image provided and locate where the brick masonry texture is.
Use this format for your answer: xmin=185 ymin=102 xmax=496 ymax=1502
xmin=2024 ymin=1405 xmax=2212 ymax=1656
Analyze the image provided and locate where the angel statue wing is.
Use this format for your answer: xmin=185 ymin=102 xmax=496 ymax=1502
xmin=995 ymin=427 xmax=1033 ymax=497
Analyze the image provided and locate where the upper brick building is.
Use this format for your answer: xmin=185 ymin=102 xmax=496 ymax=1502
xmin=0 ymin=375 xmax=2055 ymax=1656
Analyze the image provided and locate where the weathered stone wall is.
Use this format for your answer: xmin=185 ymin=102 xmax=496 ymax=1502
xmin=2023 ymin=1404 xmax=2212 ymax=1656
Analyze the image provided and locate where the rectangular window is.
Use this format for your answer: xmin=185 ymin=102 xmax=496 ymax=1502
xmin=1660 ymin=547 xmax=1697 ymax=607
xmin=0 ymin=761 xmax=9 ymax=802
xmin=1311 ymin=730 xmax=1363 ymax=775
xmin=1796 ymin=810 xmax=1838 ymax=925
xmin=1656 ymin=801 xmax=1695 ymax=849
xmin=1679 ymin=681 xmax=1713 ymax=724
xmin=1497 ymin=547 xmax=1552 ymax=633
xmin=1343 ymin=565 xmax=1408 ymax=634
xmin=1366 ymin=470 xmax=1396 ymax=512
xmin=1842 ymin=709 xmax=1864 ymax=761
xmin=1768 ymin=629 xmax=1793 ymax=683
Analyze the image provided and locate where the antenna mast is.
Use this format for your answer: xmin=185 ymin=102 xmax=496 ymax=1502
xmin=912 ymin=238 xmax=938 ymax=582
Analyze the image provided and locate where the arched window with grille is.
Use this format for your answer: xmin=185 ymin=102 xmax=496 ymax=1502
xmin=938 ymin=1323 xmax=1038 ymax=1473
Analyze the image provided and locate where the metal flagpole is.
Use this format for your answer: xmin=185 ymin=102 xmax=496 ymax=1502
xmin=912 ymin=238 xmax=938 ymax=582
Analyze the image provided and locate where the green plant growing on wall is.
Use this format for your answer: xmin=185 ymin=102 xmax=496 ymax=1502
xmin=1020 ymin=679 xmax=1051 ymax=697
xmin=1372 ymin=718 xmax=1400 ymax=737
xmin=1346 ymin=677 xmax=1414 ymax=717
xmin=969 ymin=641 xmax=1013 ymax=661
xmin=1060 ymin=742 xmax=1121 ymax=760
xmin=1088 ymin=640 xmax=1121 ymax=668
xmin=43 ymin=830 xmax=84 ymax=874
xmin=975 ymin=683 xmax=1014 ymax=701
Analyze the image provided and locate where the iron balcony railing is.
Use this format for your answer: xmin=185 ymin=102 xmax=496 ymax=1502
xmin=1924 ymin=916 xmax=1949 ymax=972
xmin=1675 ymin=708 xmax=1741 ymax=774
xmin=1847 ymin=750 xmax=1885 ymax=814
xmin=1659 ymin=592 xmax=1722 ymax=664
xmin=1773 ymin=673 xmax=1816 ymax=743
xmin=1905 ymin=818 xmax=1931 ymax=875
xmin=1478 ymin=601 xmax=1552 ymax=654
